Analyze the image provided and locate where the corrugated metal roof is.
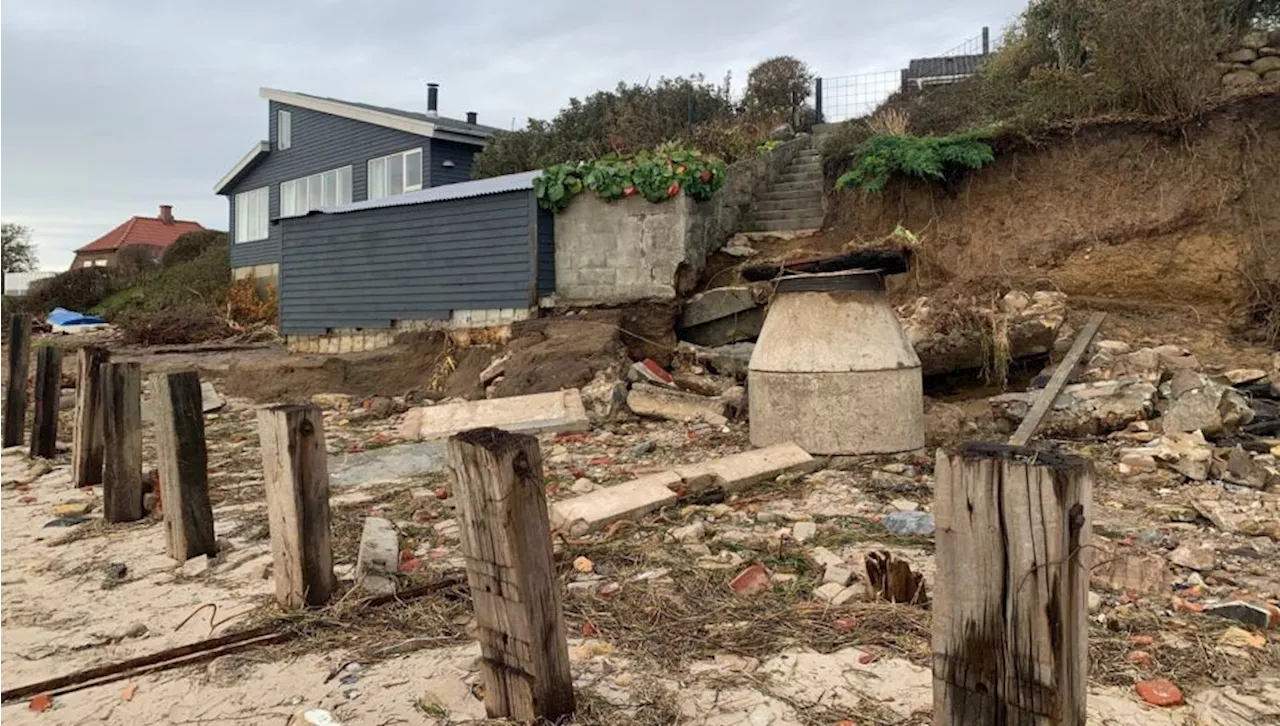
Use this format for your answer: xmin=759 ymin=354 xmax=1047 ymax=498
xmin=906 ymin=54 xmax=987 ymax=79
xmin=312 ymin=170 xmax=540 ymax=215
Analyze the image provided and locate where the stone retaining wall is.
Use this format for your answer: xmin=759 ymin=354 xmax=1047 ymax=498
xmin=1218 ymin=27 xmax=1280 ymax=87
xmin=285 ymin=307 xmax=532 ymax=354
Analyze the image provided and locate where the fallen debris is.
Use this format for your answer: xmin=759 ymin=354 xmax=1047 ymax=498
xmin=1204 ymin=601 xmax=1273 ymax=629
xmin=1136 ymin=679 xmax=1184 ymax=707
xmin=626 ymin=383 xmax=728 ymax=424
xmin=356 ymin=517 xmax=399 ymax=595
xmin=900 ymin=290 xmax=1066 ymax=377
xmin=678 ymin=286 xmax=768 ymax=347
xmin=990 ymin=378 xmax=1158 ymax=438
xmin=1162 ymin=370 xmax=1254 ymax=436
xmin=864 ymin=551 xmax=927 ymax=604
xmin=398 ymin=389 xmax=589 ymax=441
xmin=882 ymin=511 xmax=935 ymax=537
xmin=550 ymin=472 xmax=682 ymax=535
xmin=728 ymin=564 xmax=771 ymax=596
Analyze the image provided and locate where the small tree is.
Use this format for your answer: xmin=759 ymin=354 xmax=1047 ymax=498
xmin=0 ymin=221 xmax=39 ymax=295
xmin=744 ymin=56 xmax=815 ymax=123
xmin=163 ymin=230 xmax=227 ymax=267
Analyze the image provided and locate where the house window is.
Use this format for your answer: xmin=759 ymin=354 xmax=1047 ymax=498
xmin=278 ymin=110 xmax=292 ymax=150
xmin=90 ymin=259 xmax=107 ymax=267
xmin=280 ymin=166 xmax=352 ymax=217
xmin=234 ymin=186 xmax=269 ymax=243
xmin=367 ymin=148 xmax=423 ymax=200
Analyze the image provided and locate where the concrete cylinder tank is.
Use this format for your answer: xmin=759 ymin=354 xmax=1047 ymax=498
xmin=748 ymin=270 xmax=924 ymax=454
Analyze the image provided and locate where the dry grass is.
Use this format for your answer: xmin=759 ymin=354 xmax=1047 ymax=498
xmin=866 ymin=108 xmax=910 ymax=136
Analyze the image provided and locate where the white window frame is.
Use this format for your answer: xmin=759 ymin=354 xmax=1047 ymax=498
xmin=234 ymin=186 xmax=269 ymax=243
xmin=280 ymin=166 xmax=352 ymax=217
xmin=278 ymin=110 xmax=292 ymax=150
xmin=367 ymin=148 xmax=423 ymax=200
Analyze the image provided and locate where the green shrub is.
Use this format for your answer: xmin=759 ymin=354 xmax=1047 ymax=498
xmin=834 ymin=132 xmax=995 ymax=194
xmin=163 ymin=230 xmax=227 ymax=267
xmin=534 ymin=145 xmax=727 ymax=212
xmin=22 ymin=267 xmax=124 ymax=317
xmin=100 ymin=244 xmax=231 ymax=318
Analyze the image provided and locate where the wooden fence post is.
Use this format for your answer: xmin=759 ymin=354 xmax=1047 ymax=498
xmin=447 ymin=427 xmax=574 ymax=722
xmin=257 ymin=403 xmax=334 ymax=609
xmin=152 ymin=371 xmax=217 ymax=562
xmin=932 ymin=443 xmax=1092 ymax=726
xmin=103 ymin=362 xmax=144 ymax=523
xmin=72 ymin=346 xmax=109 ymax=487
xmin=30 ymin=345 xmax=62 ymax=459
xmin=2 ymin=314 xmax=31 ymax=448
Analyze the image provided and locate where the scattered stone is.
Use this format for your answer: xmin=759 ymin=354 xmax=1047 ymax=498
xmin=729 ymin=564 xmax=771 ymax=596
xmin=478 ymin=354 xmax=510 ymax=385
xmin=1204 ymin=601 xmax=1272 ymax=629
xmin=1088 ymin=591 xmax=1103 ymax=613
xmin=1162 ymin=371 xmax=1254 ymax=436
xmin=1151 ymin=430 xmax=1213 ymax=481
xmin=1169 ymin=545 xmax=1216 ymax=572
xmin=823 ymin=564 xmax=857 ymax=587
xmin=832 ymin=616 xmax=858 ymax=632
xmin=181 ymin=556 xmax=212 ymax=578
xmin=791 ymin=521 xmax=817 ymax=542
xmin=1092 ymin=553 xmax=1169 ymax=595
xmin=580 ymin=372 xmax=629 ymax=423
xmin=814 ymin=582 xmax=856 ymax=605
xmin=670 ymin=520 xmax=708 ymax=543
xmin=629 ymin=359 xmax=675 ymax=387
xmin=288 ymin=708 xmax=342 ymax=726
xmin=990 ymin=379 xmax=1158 ymax=438
xmin=573 ymin=556 xmax=594 ymax=574
xmin=626 ymin=440 xmax=657 ymax=458
xmin=889 ymin=498 xmax=920 ymax=512
xmin=51 ymin=501 xmax=93 ymax=517
xmin=1136 ymin=679 xmax=1184 ymax=707
xmin=810 ymin=546 xmax=844 ymax=570
xmin=355 ymin=517 xmax=398 ymax=595
xmin=113 ymin=622 xmax=148 ymax=641
xmin=1240 ymin=29 xmax=1271 ymax=49
xmin=1125 ymin=650 xmax=1153 ymax=667
xmin=1225 ymin=368 xmax=1268 ymax=385
xmin=1224 ymin=446 xmax=1277 ymax=489
xmin=571 ymin=478 xmax=596 ymax=494
xmin=627 ymin=383 xmax=728 ymax=423
xmin=1119 ymin=450 xmax=1157 ymax=473
xmin=199 ymin=381 xmax=226 ymax=413
xmin=1094 ymin=340 xmax=1132 ymax=356
xmin=902 ymin=290 xmax=1065 ymax=376
xmin=882 ymin=511 xmax=935 ymax=537
xmin=1152 ymin=345 xmax=1200 ymax=372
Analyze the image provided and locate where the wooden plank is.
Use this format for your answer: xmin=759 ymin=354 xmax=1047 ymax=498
xmin=29 ymin=345 xmax=62 ymax=459
xmin=102 ymin=362 xmax=144 ymax=523
xmin=447 ymin=427 xmax=574 ymax=722
xmin=1009 ymin=312 xmax=1106 ymax=447
xmin=2 ymin=314 xmax=31 ymax=447
xmin=257 ymin=403 xmax=335 ymax=609
xmin=152 ymin=370 xmax=218 ymax=561
xmin=932 ymin=443 xmax=1092 ymax=726
xmin=71 ymin=346 xmax=109 ymax=487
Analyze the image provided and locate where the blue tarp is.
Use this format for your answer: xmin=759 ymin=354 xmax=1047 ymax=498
xmin=47 ymin=307 xmax=106 ymax=327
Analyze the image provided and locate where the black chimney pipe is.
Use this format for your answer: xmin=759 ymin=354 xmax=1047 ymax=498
xmin=466 ymin=111 xmax=477 ymax=125
xmin=427 ymin=83 xmax=439 ymax=117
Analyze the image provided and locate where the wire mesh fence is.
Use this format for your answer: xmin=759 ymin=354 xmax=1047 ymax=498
xmin=816 ymin=27 xmax=995 ymax=123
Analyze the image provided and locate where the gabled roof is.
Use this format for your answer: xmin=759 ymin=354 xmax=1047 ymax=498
xmin=214 ymin=141 xmax=270 ymax=194
xmin=260 ymin=88 xmax=504 ymax=145
xmin=76 ymin=215 xmax=205 ymax=254
xmin=906 ymin=53 xmax=987 ymax=79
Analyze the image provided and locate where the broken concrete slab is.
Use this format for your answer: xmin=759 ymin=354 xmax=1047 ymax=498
xmin=580 ymin=372 xmax=628 ymax=423
xmin=626 ymin=382 xmax=728 ymax=424
xmin=990 ymin=378 xmax=1158 ymax=438
xmin=550 ymin=472 xmax=682 ymax=535
xmin=678 ymin=286 xmax=768 ymax=347
xmin=690 ymin=341 xmax=755 ymax=379
xmin=671 ymin=443 xmax=816 ymax=494
xmin=356 ymin=517 xmax=399 ymax=595
xmin=201 ymin=381 xmax=226 ymax=413
xmin=328 ymin=442 xmax=447 ymax=487
xmin=398 ymin=389 xmax=589 ymax=441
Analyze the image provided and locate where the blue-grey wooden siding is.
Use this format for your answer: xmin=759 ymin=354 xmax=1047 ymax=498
xmin=223 ymin=101 xmax=481 ymax=268
xmin=429 ymin=139 xmax=481 ymax=186
xmin=278 ymin=190 xmax=543 ymax=334
xmin=536 ymin=207 xmax=556 ymax=297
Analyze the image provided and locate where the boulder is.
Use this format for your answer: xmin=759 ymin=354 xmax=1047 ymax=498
xmin=990 ymin=379 xmax=1158 ymax=438
xmin=1161 ymin=371 xmax=1254 ymax=437
xmin=1150 ymin=430 xmax=1214 ymax=481
xmin=1223 ymin=69 xmax=1261 ymax=87
xmin=581 ymin=372 xmax=629 ymax=423
xmin=1222 ymin=47 xmax=1259 ymax=62
xmin=1240 ymin=29 xmax=1271 ymax=50
xmin=1252 ymin=56 xmax=1280 ymax=74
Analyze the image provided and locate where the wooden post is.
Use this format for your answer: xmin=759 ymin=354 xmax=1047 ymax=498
xmin=447 ymin=427 xmax=574 ymax=722
xmin=932 ymin=443 xmax=1092 ymax=726
xmin=152 ymin=371 xmax=217 ymax=562
xmin=30 ymin=345 xmax=62 ymax=459
xmin=2 ymin=314 xmax=31 ymax=448
xmin=257 ymin=403 xmax=334 ymax=609
xmin=72 ymin=346 xmax=109 ymax=487
xmin=103 ymin=362 xmax=144 ymax=523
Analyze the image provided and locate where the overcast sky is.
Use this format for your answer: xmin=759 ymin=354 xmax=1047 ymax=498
xmin=2 ymin=0 xmax=1025 ymax=270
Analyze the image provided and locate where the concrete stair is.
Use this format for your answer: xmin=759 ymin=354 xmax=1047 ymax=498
xmin=742 ymin=144 xmax=825 ymax=233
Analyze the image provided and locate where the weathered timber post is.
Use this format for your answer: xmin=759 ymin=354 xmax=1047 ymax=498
xmin=447 ymin=427 xmax=574 ymax=722
xmin=257 ymin=403 xmax=334 ymax=609
xmin=2 ymin=314 xmax=31 ymax=447
xmin=30 ymin=345 xmax=62 ymax=459
xmin=72 ymin=346 xmax=109 ymax=487
xmin=152 ymin=371 xmax=218 ymax=562
xmin=103 ymin=362 xmax=144 ymax=522
xmin=932 ymin=443 xmax=1092 ymax=726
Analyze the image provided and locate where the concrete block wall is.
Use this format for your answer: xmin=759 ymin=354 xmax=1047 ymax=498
xmin=285 ymin=307 xmax=532 ymax=354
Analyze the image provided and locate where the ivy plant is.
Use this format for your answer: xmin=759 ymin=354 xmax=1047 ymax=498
xmin=534 ymin=145 xmax=727 ymax=212
xmin=834 ymin=131 xmax=995 ymax=194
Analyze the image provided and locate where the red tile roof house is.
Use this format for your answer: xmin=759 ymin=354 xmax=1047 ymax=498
xmin=72 ymin=205 xmax=205 ymax=269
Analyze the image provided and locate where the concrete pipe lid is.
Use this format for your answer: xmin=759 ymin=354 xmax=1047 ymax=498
xmin=774 ymin=268 xmax=886 ymax=294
